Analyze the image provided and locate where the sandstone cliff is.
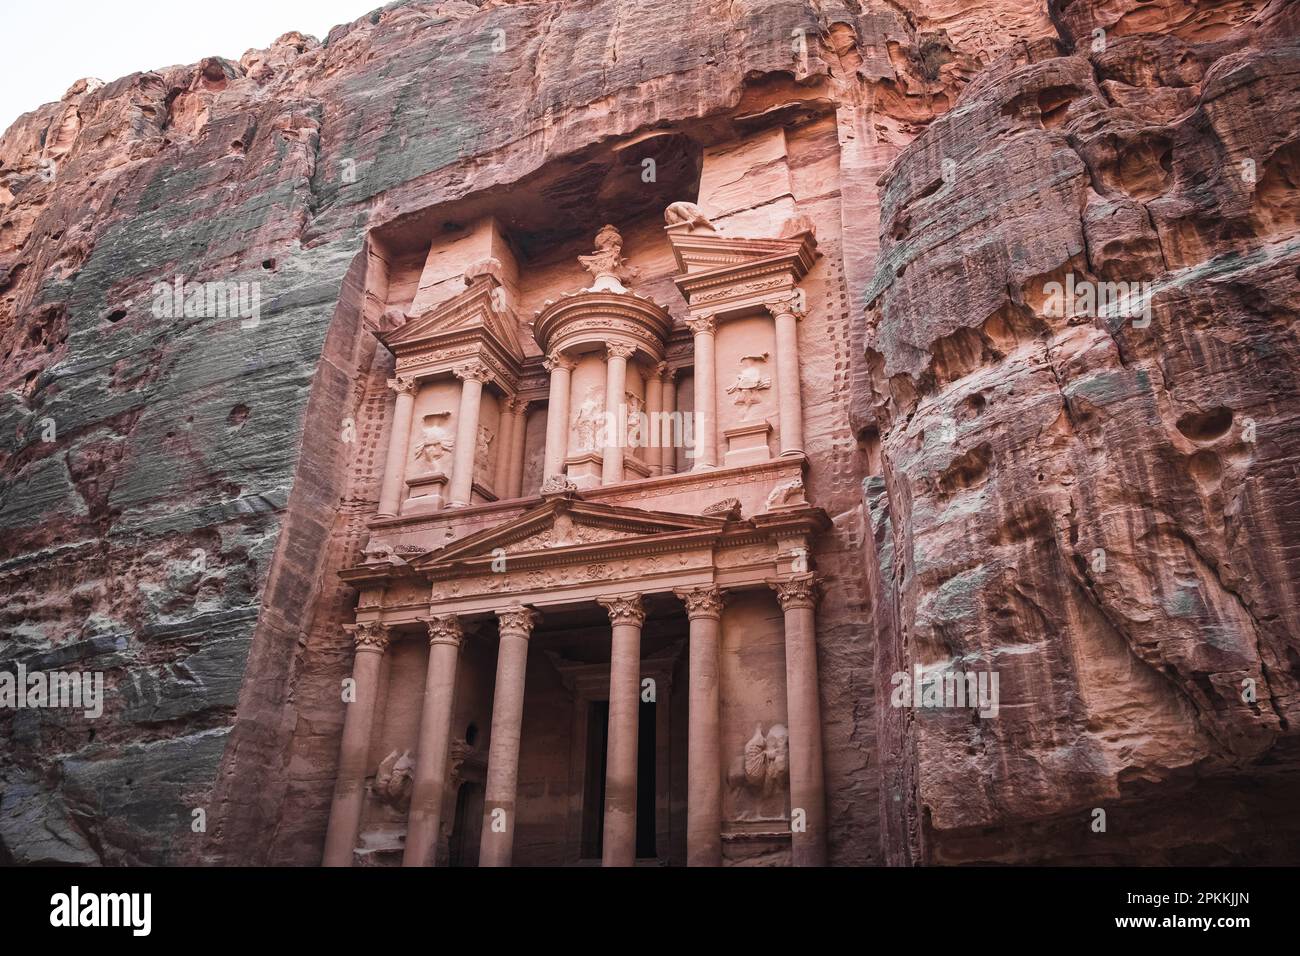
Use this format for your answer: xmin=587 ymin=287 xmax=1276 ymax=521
xmin=0 ymin=0 xmax=1295 ymax=865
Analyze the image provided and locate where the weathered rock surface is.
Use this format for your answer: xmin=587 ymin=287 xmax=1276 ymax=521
xmin=0 ymin=0 xmax=1295 ymax=865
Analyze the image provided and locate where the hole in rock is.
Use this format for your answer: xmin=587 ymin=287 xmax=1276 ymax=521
xmin=227 ymin=404 xmax=250 ymax=427
xmin=105 ymin=309 xmax=127 ymax=323
xmin=1176 ymin=406 xmax=1233 ymax=442
xmin=262 ymin=258 xmax=275 ymax=270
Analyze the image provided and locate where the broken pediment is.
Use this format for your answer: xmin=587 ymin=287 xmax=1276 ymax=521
xmin=379 ymin=274 xmax=525 ymax=365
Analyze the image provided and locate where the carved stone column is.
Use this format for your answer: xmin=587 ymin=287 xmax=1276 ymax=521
xmin=644 ymin=363 xmax=665 ymax=476
xmin=769 ymin=574 xmax=826 ymax=866
xmin=542 ymin=352 xmax=575 ymax=480
xmin=597 ymin=593 xmax=645 ymax=866
xmin=479 ymin=606 xmax=539 ymax=867
xmin=492 ymin=397 xmax=516 ymax=496
xmin=765 ymin=296 xmax=806 ymax=457
xmin=661 ymin=367 xmax=677 ymax=475
xmin=675 ymin=585 xmax=724 ymax=866
xmin=402 ymin=616 xmax=463 ymax=867
xmin=322 ymin=622 xmax=390 ymax=866
xmin=448 ymin=362 xmax=491 ymax=508
xmin=686 ymin=315 xmax=718 ymax=469
xmin=506 ymin=399 xmax=529 ymax=498
xmin=602 ymin=343 xmax=635 ymax=485
xmin=377 ymin=377 xmax=418 ymax=518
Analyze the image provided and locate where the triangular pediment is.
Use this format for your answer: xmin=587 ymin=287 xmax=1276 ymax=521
xmin=380 ymin=277 xmax=524 ymax=361
xmin=410 ymin=497 xmax=728 ymax=570
xmin=667 ymin=227 xmax=817 ymax=278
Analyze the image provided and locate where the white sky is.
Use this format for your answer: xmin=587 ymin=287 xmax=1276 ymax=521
xmin=1 ymin=0 xmax=381 ymax=134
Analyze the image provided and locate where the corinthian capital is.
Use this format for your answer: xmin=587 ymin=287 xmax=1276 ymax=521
xmin=684 ymin=314 xmax=716 ymax=336
xmin=543 ymin=351 xmax=576 ymax=374
xmin=497 ymin=605 xmax=541 ymax=638
xmin=768 ymin=573 xmax=822 ymax=611
xmin=674 ymin=585 xmax=724 ymax=620
xmin=597 ymin=593 xmax=645 ymax=627
xmin=387 ymin=376 xmax=418 ymax=395
xmin=423 ymin=615 xmax=463 ymax=647
xmin=606 ymin=342 xmax=636 ymax=361
xmin=345 ymin=621 xmax=391 ymax=652
xmin=453 ymin=361 xmax=492 ymax=384
xmin=763 ymin=294 xmax=807 ymax=320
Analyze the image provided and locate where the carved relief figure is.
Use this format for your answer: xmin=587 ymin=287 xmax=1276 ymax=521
xmin=664 ymin=201 xmax=715 ymax=231
xmin=726 ymin=352 xmax=771 ymax=417
xmin=373 ymin=749 xmax=415 ymax=808
xmin=625 ymin=391 xmax=644 ymax=450
xmin=413 ymin=411 xmax=454 ymax=472
xmin=572 ymin=385 xmax=605 ymax=452
xmin=727 ymin=724 xmax=790 ymax=821
xmin=475 ymin=424 xmax=495 ymax=478
xmin=764 ymin=476 xmax=807 ymax=511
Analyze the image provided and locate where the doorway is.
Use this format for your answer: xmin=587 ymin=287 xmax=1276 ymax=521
xmin=579 ymin=698 xmax=657 ymax=860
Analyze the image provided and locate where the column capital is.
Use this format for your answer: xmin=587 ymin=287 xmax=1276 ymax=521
xmin=497 ymin=605 xmax=541 ymax=639
xmin=598 ymin=593 xmax=645 ymax=627
xmin=674 ymin=585 xmax=724 ymax=620
xmin=344 ymin=621 xmax=391 ymax=653
xmin=763 ymin=294 xmax=807 ymax=321
xmin=387 ymin=376 xmax=418 ymax=395
xmin=768 ymin=573 xmax=822 ymax=611
xmin=453 ymin=361 xmax=493 ymax=384
xmin=651 ymin=362 xmax=670 ymax=382
xmin=422 ymin=615 xmax=463 ymax=647
xmin=684 ymin=314 xmax=716 ymax=336
xmin=506 ymin=397 xmax=530 ymax=416
xmin=543 ymin=351 xmax=576 ymax=373
xmin=605 ymin=342 xmax=636 ymax=361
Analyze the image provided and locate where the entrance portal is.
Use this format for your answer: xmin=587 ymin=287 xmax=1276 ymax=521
xmin=579 ymin=698 xmax=658 ymax=861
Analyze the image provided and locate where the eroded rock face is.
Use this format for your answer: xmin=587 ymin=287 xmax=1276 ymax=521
xmin=862 ymin=0 xmax=1300 ymax=863
xmin=0 ymin=0 xmax=1294 ymax=866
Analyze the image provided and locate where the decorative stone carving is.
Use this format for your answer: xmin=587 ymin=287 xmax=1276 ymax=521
xmin=572 ymin=385 xmax=605 ymax=452
xmin=387 ymin=375 xmax=418 ymax=395
xmin=360 ymin=543 xmax=406 ymax=566
xmin=543 ymin=351 xmax=576 ymax=374
xmin=764 ymin=476 xmax=807 ymax=511
xmin=539 ymin=474 xmax=578 ymax=496
xmin=664 ymin=201 xmax=715 ymax=231
xmin=769 ymin=573 xmax=821 ymax=611
xmin=424 ymin=615 xmax=463 ymax=647
xmin=373 ymin=749 xmax=415 ymax=807
xmin=763 ymin=294 xmax=807 ymax=321
xmin=597 ymin=593 xmax=645 ymax=627
xmin=452 ymin=360 xmax=492 ymax=384
xmin=413 ymin=411 xmax=454 ymax=471
xmin=726 ymin=352 xmax=771 ymax=417
xmin=674 ymin=584 xmax=724 ymax=619
xmin=702 ymin=498 xmax=742 ymax=519
xmin=346 ymin=621 xmax=391 ymax=652
xmin=497 ymin=605 xmax=540 ymax=637
xmin=474 ymin=424 xmax=494 ymax=476
xmin=684 ymin=313 xmax=716 ymax=336
xmin=578 ymin=224 xmax=638 ymax=290
xmin=727 ymin=724 xmax=790 ymax=821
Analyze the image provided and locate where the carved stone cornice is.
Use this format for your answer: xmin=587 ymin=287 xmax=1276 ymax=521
xmin=497 ymin=605 xmax=540 ymax=638
xmin=387 ymin=376 xmax=418 ymax=395
xmin=423 ymin=615 xmax=464 ymax=647
xmin=597 ymin=593 xmax=645 ymax=627
xmin=345 ymin=621 xmax=391 ymax=653
xmin=453 ymin=361 xmax=492 ymax=384
xmin=768 ymin=573 xmax=822 ymax=611
xmin=684 ymin=314 xmax=716 ymax=336
xmin=533 ymin=290 xmax=673 ymax=363
xmin=674 ymin=585 xmax=724 ymax=620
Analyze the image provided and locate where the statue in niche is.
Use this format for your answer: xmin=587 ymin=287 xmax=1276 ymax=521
xmin=474 ymin=424 xmax=495 ymax=478
xmin=373 ymin=749 xmax=415 ymax=808
xmin=572 ymin=385 xmax=606 ymax=452
xmin=726 ymin=352 xmax=772 ymax=418
xmin=664 ymin=201 xmax=715 ymax=231
xmin=727 ymin=724 xmax=789 ymax=821
xmin=578 ymin=224 xmax=638 ymax=290
xmin=413 ymin=411 xmax=454 ymax=472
